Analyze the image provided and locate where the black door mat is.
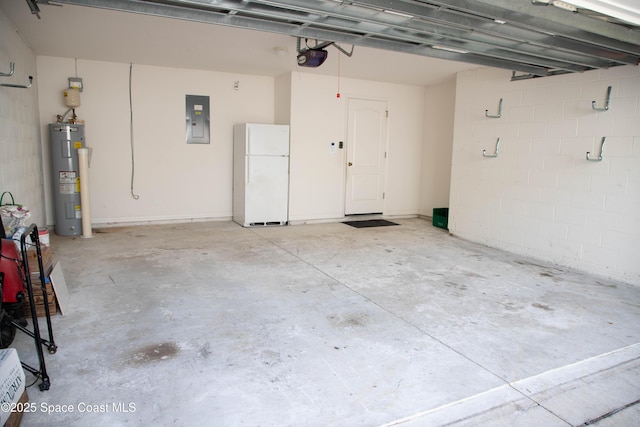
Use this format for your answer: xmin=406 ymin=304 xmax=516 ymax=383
xmin=343 ymin=219 xmax=399 ymax=228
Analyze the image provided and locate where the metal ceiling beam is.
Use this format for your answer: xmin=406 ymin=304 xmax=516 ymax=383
xmin=42 ymin=0 xmax=554 ymax=75
xmin=481 ymin=0 xmax=640 ymax=45
xmin=182 ymin=0 xmax=640 ymax=72
xmin=349 ymin=0 xmax=639 ymax=65
xmin=244 ymin=0 xmax=631 ymax=70
xmin=417 ymin=0 xmax=640 ymax=52
xmin=226 ymin=0 xmax=613 ymax=71
xmin=38 ymin=0 xmax=640 ymax=77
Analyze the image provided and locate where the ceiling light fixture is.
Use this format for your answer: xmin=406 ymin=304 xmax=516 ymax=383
xmin=532 ymin=0 xmax=578 ymax=12
xmin=432 ymin=45 xmax=469 ymax=54
xmin=274 ymin=47 xmax=288 ymax=57
xmin=551 ymin=0 xmax=578 ymax=12
xmin=383 ymin=9 xmax=414 ymax=19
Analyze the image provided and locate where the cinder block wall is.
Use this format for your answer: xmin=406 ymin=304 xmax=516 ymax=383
xmin=449 ymin=66 xmax=640 ymax=285
xmin=0 ymin=9 xmax=45 ymax=228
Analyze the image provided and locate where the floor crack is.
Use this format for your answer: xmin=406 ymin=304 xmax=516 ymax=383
xmin=578 ymin=398 xmax=640 ymax=426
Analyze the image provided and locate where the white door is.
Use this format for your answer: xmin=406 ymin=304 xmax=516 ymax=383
xmin=345 ymin=98 xmax=388 ymax=215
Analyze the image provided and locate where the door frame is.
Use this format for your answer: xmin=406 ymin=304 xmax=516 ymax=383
xmin=343 ymin=97 xmax=389 ymax=216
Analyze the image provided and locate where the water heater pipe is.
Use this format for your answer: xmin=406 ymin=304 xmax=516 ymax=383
xmin=78 ymin=148 xmax=93 ymax=238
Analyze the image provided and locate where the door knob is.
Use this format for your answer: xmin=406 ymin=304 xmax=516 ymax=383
xmin=348 ymin=162 xmax=353 ymax=166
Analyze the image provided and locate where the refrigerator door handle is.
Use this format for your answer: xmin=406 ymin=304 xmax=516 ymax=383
xmin=246 ymin=156 xmax=250 ymax=183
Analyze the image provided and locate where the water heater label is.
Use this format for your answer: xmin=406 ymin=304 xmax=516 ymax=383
xmin=59 ymin=171 xmax=78 ymax=194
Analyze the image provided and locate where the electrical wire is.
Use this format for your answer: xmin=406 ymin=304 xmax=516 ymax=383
xmin=128 ymin=63 xmax=140 ymax=200
xmin=26 ymin=374 xmax=41 ymax=388
xmin=337 ymin=43 xmax=341 ymax=98
xmin=0 ymin=239 xmax=26 ymax=264
xmin=0 ymin=240 xmax=27 ymax=293
xmin=0 ymin=251 xmax=22 ymax=264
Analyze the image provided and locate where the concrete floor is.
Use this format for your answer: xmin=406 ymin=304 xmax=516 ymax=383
xmin=11 ymin=218 xmax=640 ymax=426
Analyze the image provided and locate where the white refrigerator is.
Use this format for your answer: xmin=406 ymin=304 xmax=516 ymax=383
xmin=233 ymin=123 xmax=290 ymax=227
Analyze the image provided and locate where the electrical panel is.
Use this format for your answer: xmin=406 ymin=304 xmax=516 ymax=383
xmin=185 ymin=94 xmax=210 ymax=144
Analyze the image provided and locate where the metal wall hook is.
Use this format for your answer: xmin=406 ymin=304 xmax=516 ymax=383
xmin=1 ymin=76 xmax=33 ymax=89
xmin=591 ymin=86 xmax=611 ymax=111
xmin=483 ymin=138 xmax=500 ymax=158
xmin=485 ymin=98 xmax=503 ymax=118
xmin=586 ymin=137 xmax=606 ymax=161
xmin=0 ymin=62 xmax=15 ymax=77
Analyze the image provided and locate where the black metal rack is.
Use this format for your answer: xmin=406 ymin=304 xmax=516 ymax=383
xmin=0 ymin=222 xmax=57 ymax=391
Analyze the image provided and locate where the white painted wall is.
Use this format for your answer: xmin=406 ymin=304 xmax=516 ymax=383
xmin=288 ymin=72 xmax=425 ymax=222
xmin=36 ymin=57 xmax=275 ymax=226
xmin=288 ymin=72 xmax=348 ymax=222
xmin=0 ymin=10 xmax=45 ymax=229
xmin=420 ymin=75 xmax=457 ymax=217
xmin=274 ymin=73 xmax=291 ymax=126
xmin=449 ymin=66 xmax=640 ymax=284
xmin=35 ymin=58 xmax=427 ymax=227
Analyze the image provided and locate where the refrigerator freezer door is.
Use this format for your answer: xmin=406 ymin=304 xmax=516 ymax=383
xmin=247 ymin=124 xmax=289 ymax=156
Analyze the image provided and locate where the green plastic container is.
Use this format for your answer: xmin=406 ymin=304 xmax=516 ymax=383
xmin=432 ymin=208 xmax=449 ymax=230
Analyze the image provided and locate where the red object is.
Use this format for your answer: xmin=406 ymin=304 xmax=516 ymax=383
xmin=0 ymin=239 xmax=25 ymax=303
xmin=337 ymin=93 xmax=341 ymax=98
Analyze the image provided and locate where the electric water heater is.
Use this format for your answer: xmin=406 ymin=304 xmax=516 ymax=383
xmin=49 ymin=124 xmax=85 ymax=236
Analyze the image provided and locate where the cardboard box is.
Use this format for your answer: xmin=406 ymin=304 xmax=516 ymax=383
xmin=0 ymin=349 xmax=27 ymax=426
xmin=3 ymin=389 xmax=27 ymax=427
